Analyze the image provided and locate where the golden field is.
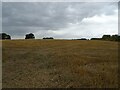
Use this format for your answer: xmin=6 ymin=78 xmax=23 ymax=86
xmin=2 ymin=40 xmax=119 ymax=88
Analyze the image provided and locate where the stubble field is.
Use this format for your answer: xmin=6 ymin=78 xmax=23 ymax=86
xmin=2 ymin=40 xmax=119 ymax=88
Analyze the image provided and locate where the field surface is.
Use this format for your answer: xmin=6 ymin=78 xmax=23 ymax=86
xmin=2 ymin=40 xmax=119 ymax=88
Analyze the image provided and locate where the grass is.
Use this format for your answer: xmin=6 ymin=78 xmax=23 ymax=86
xmin=2 ymin=39 xmax=119 ymax=88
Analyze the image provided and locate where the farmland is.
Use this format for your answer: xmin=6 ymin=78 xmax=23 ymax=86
xmin=2 ymin=40 xmax=119 ymax=88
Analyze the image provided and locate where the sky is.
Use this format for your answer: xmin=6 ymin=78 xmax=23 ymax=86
xmin=1 ymin=1 xmax=119 ymax=39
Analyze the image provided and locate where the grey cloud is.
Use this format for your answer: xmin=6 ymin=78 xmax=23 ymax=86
xmin=2 ymin=2 xmax=118 ymax=39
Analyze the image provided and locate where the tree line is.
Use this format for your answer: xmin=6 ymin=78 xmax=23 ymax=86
xmin=0 ymin=33 xmax=54 ymax=40
xmin=91 ymin=35 xmax=120 ymax=41
xmin=0 ymin=33 xmax=120 ymax=41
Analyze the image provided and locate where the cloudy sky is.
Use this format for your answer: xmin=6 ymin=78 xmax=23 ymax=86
xmin=2 ymin=1 xmax=118 ymax=39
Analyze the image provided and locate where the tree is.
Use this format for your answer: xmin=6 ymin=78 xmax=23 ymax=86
xmin=6 ymin=35 xmax=11 ymax=39
xmin=25 ymin=33 xmax=35 ymax=39
xmin=43 ymin=37 xmax=54 ymax=39
xmin=102 ymin=35 xmax=111 ymax=40
xmin=111 ymin=35 xmax=120 ymax=41
xmin=111 ymin=35 xmax=118 ymax=41
xmin=77 ymin=38 xmax=87 ymax=40
xmin=91 ymin=38 xmax=101 ymax=40
xmin=0 ymin=33 xmax=11 ymax=40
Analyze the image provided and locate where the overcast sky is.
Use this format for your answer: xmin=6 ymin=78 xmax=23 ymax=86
xmin=2 ymin=2 xmax=118 ymax=39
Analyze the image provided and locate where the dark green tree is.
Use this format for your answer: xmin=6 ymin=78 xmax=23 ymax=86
xmin=0 ymin=33 xmax=11 ymax=40
xmin=91 ymin=38 xmax=101 ymax=40
xmin=102 ymin=35 xmax=111 ymax=40
xmin=25 ymin=33 xmax=35 ymax=39
xmin=43 ymin=37 xmax=54 ymax=39
xmin=111 ymin=35 xmax=120 ymax=41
